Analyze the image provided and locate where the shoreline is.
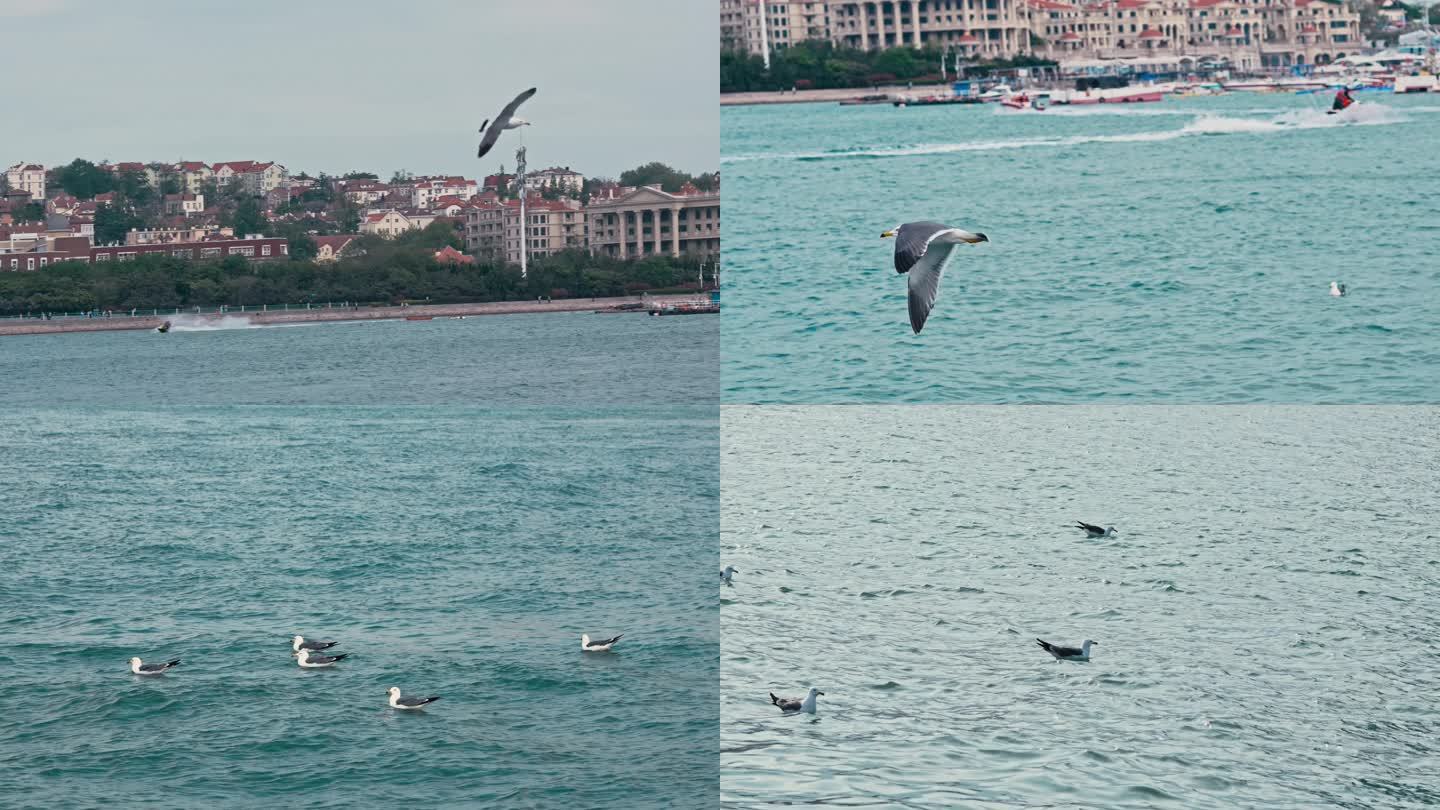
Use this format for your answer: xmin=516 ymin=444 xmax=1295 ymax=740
xmin=0 ymin=294 xmax=704 ymax=337
xmin=721 ymin=84 xmax=948 ymax=106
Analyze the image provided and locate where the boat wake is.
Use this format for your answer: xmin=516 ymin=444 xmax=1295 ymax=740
xmin=166 ymin=314 xmax=256 ymax=331
xmin=722 ymin=104 xmax=1408 ymax=163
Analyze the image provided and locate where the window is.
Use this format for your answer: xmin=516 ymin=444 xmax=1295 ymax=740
xmin=118 ymin=252 xmax=136 ymax=262
xmin=262 ymin=245 xmax=271 ymax=256
xmin=28 ymin=258 xmax=36 ymax=270
xmin=201 ymin=248 xmax=221 ymax=259
xmin=95 ymin=253 xmax=110 ymax=262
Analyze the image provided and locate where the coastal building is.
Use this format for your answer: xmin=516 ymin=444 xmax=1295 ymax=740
xmin=584 ymin=183 xmax=720 ymax=260
xmin=721 ymin=0 xmax=831 ymax=55
xmin=123 ymin=226 xmax=237 ymax=246
xmin=312 ymin=234 xmax=359 ymax=262
xmin=411 ymin=177 xmax=479 ymax=208
xmin=5 ymin=163 xmax=45 ymax=201
xmin=1 ymin=232 xmax=287 ymax=269
xmin=212 ymin=161 xmax=288 ymax=196
xmin=526 ymin=166 xmax=585 ymax=194
xmin=434 ymin=245 xmax=475 ymax=265
xmin=359 ymin=209 xmax=435 ymax=237
xmin=464 ymin=197 xmax=585 ymax=264
xmin=341 ymin=180 xmax=391 ymax=205
xmin=173 ymin=161 xmax=213 ymax=194
xmin=163 ymin=193 xmax=205 ymax=216
xmin=828 ymin=0 xmax=1033 ymax=57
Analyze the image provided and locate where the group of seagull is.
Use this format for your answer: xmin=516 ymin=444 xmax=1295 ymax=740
xmin=882 ymin=220 xmax=1351 ymax=335
xmin=733 ymin=519 xmax=1115 ymax=715
xmin=129 ymin=628 xmax=625 ymax=709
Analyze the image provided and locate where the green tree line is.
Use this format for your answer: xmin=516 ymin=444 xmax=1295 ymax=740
xmin=721 ymin=41 xmax=1055 ymax=93
xmin=0 ymin=223 xmax=709 ymax=316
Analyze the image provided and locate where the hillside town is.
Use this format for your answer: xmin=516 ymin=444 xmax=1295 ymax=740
xmin=1 ymin=158 xmax=720 ymax=273
xmin=722 ymin=0 xmax=1408 ymax=73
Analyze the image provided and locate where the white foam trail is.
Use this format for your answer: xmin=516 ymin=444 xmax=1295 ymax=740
xmin=722 ymin=103 xmax=1409 ymax=163
xmin=166 ymin=314 xmax=255 ymax=331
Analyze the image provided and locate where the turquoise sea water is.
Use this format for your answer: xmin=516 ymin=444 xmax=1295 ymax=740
xmin=0 ymin=313 xmax=718 ymax=808
xmin=722 ymin=406 xmax=1440 ymax=808
xmin=722 ymin=94 xmax=1440 ymax=402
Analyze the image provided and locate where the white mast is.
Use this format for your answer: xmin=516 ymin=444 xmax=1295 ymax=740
xmin=516 ymin=144 xmax=527 ymax=280
xmin=757 ymin=0 xmax=771 ymax=70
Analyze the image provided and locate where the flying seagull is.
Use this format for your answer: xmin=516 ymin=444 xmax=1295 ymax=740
xmin=581 ymin=633 xmax=623 ymax=652
xmin=770 ymin=687 xmax=824 ymax=714
xmin=1036 ymin=638 xmax=1098 ymax=662
xmin=129 ymin=657 xmax=181 ymax=676
xmin=296 ymin=649 xmax=349 ymax=668
xmin=721 ymin=565 xmax=738 ymax=585
xmin=477 ymin=87 xmax=537 ymax=159
xmin=388 ymin=687 xmax=441 ymax=710
xmin=1075 ymin=521 xmax=1117 ymax=538
xmin=292 ymin=635 xmax=339 ymax=653
xmin=881 ymin=221 xmax=988 ymax=334
xmin=1330 ymin=281 xmax=1347 ymax=297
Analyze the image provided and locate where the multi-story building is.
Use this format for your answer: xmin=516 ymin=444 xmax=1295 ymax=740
xmin=124 ymin=226 xmax=237 ymax=246
xmin=1 ymin=233 xmax=287 ymax=270
xmin=584 ymin=183 xmax=720 ymax=260
xmin=212 ymin=161 xmax=288 ymax=196
xmin=828 ymin=0 xmax=1033 ymax=58
xmin=5 ymin=163 xmax=45 ymax=201
xmin=341 ymin=180 xmax=391 ymax=206
xmin=173 ymin=161 xmax=213 ymax=194
xmin=722 ymin=0 xmax=831 ymax=55
xmin=360 ymin=209 xmax=437 ymax=238
xmin=162 ymin=193 xmax=205 ymax=216
xmin=410 ymin=177 xmax=479 ymax=209
xmin=313 ymin=234 xmax=359 ymax=262
xmin=526 ymin=166 xmax=585 ymax=194
xmin=464 ymin=197 xmax=585 ymax=264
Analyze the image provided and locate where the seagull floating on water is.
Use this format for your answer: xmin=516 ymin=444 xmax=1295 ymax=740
xmin=1075 ymin=521 xmax=1117 ymax=538
xmin=292 ymin=635 xmax=339 ymax=653
xmin=1036 ymin=638 xmax=1098 ymax=662
xmin=1330 ymin=281 xmax=1347 ymax=297
xmin=881 ymin=221 xmax=988 ymax=334
xmin=581 ymin=633 xmax=622 ymax=652
xmin=477 ymin=87 xmax=537 ymax=159
xmin=770 ymin=687 xmax=824 ymax=714
xmin=721 ymin=565 xmax=738 ymax=585
xmin=387 ymin=687 xmax=441 ymax=710
xmin=296 ymin=649 xmax=349 ymax=668
xmin=129 ymin=657 xmax=180 ymax=676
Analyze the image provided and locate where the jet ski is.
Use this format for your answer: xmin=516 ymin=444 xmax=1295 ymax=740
xmin=156 ymin=320 xmax=171 ymax=333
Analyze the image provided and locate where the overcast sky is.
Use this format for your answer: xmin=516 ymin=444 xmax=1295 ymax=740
xmin=1 ymin=0 xmax=717 ymax=181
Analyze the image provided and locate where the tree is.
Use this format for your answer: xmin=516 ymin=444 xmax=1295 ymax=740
xmin=94 ymin=204 xmax=146 ymax=246
xmin=53 ymin=158 xmax=115 ymax=200
xmin=14 ymin=202 xmax=44 ymax=223
xmin=116 ymin=168 xmax=154 ymax=206
xmin=232 ymin=197 xmax=266 ymax=236
xmin=620 ymin=162 xmax=693 ymax=192
xmin=341 ymin=171 xmax=378 ymax=180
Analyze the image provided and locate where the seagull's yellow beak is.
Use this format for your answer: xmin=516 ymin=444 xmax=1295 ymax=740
xmin=881 ymin=230 xmax=895 ymax=238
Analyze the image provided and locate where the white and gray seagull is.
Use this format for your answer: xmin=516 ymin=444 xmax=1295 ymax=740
xmin=129 ymin=657 xmax=181 ymax=676
xmin=1036 ymin=638 xmax=1098 ymax=662
xmin=881 ymin=221 xmax=988 ymax=334
xmin=387 ymin=687 xmax=441 ymax=710
xmin=581 ymin=633 xmax=623 ymax=652
xmin=770 ymin=687 xmax=824 ymax=714
xmin=1075 ymin=520 xmax=1117 ymax=538
xmin=291 ymin=635 xmax=339 ymax=654
xmin=476 ymin=87 xmax=537 ymax=159
xmin=296 ymin=648 xmax=349 ymax=668
xmin=721 ymin=565 xmax=738 ymax=585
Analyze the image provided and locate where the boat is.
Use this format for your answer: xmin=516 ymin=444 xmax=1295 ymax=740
xmin=891 ymin=93 xmax=986 ymax=107
xmin=1000 ymin=91 xmax=1049 ymax=111
xmin=840 ymin=93 xmax=895 ymax=106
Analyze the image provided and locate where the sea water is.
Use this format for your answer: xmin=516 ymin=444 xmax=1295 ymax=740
xmin=721 ymin=406 xmax=1439 ymax=808
xmin=721 ymin=94 xmax=1440 ymax=402
xmin=0 ymin=313 xmax=718 ymax=808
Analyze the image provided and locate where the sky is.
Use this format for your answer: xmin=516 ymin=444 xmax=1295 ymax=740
xmin=0 ymin=0 xmax=718 ymax=181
